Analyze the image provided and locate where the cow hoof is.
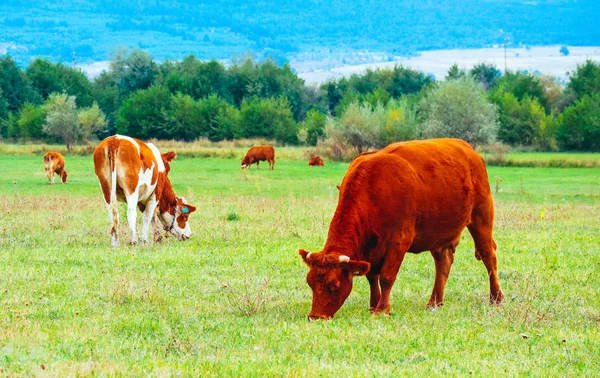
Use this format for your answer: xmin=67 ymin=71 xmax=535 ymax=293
xmin=490 ymin=290 xmax=505 ymax=305
xmin=371 ymin=307 xmax=390 ymax=317
xmin=129 ymin=241 xmax=138 ymax=246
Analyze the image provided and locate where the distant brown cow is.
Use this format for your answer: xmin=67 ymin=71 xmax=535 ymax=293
xmin=241 ymin=146 xmax=275 ymax=170
xmin=308 ymin=156 xmax=324 ymax=166
xmin=299 ymin=138 xmax=503 ymax=320
xmin=43 ymin=152 xmax=69 ymax=184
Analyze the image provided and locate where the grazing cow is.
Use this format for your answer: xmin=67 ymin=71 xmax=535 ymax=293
xmin=241 ymin=146 xmax=275 ymax=170
xmin=308 ymin=156 xmax=324 ymax=166
xmin=299 ymin=138 xmax=503 ymax=320
xmin=93 ymin=135 xmax=197 ymax=247
xmin=43 ymin=152 xmax=69 ymax=184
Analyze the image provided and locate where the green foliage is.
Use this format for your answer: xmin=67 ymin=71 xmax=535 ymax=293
xmin=78 ymin=102 xmax=107 ymax=142
xmin=318 ymin=98 xmax=420 ymax=160
xmin=0 ymin=56 xmax=40 ymax=114
xmin=322 ymin=66 xmax=433 ymax=116
xmin=380 ymin=98 xmax=420 ymax=144
xmin=420 ymin=76 xmax=498 ymax=146
xmin=299 ymin=109 xmax=327 ymax=146
xmin=470 ymin=63 xmax=502 ymax=90
xmin=111 ymin=47 xmax=157 ymax=101
xmin=26 ymin=58 xmax=93 ymax=107
xmin=4 ymin=112 xmax=20 ymax=139
xmin=162 ymin=56 xmax=229 ymax=101
xmin=493 ymin=71 xmax=549 ymax=112
xmin=17 ymin=103 xmax=46 ymax=139
xmin=239 ymin=96 xmax=298 ymax=144
xmin=43 ymin=93 xmax=81 ymax=151
xmin=446 ymin=64 xmax=466 ymax=81
xmin=116 ymin=85 xmax=172 ymax=139
xmin=567 ymin=60 xmax=600 ymax=101
xmin=556 ymin=94 xmax=600 ymax=151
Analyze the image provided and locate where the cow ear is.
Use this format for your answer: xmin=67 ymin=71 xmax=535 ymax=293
xmin=345 ymin=260 xmax=370 ymax=276
xmin=162 ymin=151 xmax=177 ymax=162
xmin=181 ymin=204 xmax=196 ymax=214
xmin=336 ymin=185 xmax=341 ymax=191
xmin=298 ymin=249 xmax=311 ymax=266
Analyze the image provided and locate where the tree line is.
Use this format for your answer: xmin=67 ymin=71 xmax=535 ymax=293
xmin=1 ymin=48 xmax=600 ymax=156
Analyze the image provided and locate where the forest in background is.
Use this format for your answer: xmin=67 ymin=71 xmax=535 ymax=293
xmin=2 ymin=48 xmax=600 ymax=157
xmin=2 ymin=0 xmax=600 ymax=65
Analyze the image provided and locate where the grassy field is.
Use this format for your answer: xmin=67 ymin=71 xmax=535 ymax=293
xmin=1 ymin=152 xmax=599 ymax=376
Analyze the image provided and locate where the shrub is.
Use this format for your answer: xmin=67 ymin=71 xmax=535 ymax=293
xmin=420 ymin=76 xmax=498 ymax=146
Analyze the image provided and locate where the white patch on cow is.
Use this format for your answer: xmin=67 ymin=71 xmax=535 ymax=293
xmin=115 ymin=134 xmax=140 ymax=155
xmin=146 ymin=142 xmax=165 ymax=172
xmin=135 ymin=162 xmax=157 ymax=203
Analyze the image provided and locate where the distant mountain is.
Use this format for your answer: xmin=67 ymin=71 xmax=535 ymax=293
xmin=1 ymin=0 xmax=599 ymax=65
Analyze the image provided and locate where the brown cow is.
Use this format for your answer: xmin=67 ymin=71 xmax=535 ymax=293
xmin=93 ymin=135 xmax=197 ymax=247
xmin=308 ymin=156 xmax=324 ymax=166
xmin=43 ymin=152 xmax=69 ymax=184
xmin=299 ymin=138 xmax=503 ymax=320
xmin=241 ymin=146 xmax=275 ymax=170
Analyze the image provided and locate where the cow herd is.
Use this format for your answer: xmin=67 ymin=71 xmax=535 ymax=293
xmin=42 ymin=135 xmax=503 ymax=319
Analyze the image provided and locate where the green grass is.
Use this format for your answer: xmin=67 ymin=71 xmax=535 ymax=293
xmin=1 ymin=153 xmax=599 ymax=376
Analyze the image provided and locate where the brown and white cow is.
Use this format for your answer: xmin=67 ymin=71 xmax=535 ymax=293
xmin=43 ymin=152 xmax=69 ymax=184
xmin=93 ymin=135 xmax=197 ymax=247
xmin=241 ymin=146 xmax=275 ymax=170
xmin=308 ymin=156 xmax=324 ymax=166
xmin=299 ymin=138 xmax=504 ymax=320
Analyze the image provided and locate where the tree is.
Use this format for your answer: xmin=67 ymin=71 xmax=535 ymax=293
xmin=493 ymin=71 xmax=549 ymax=112
xmin=446 ymin=64 xmax=466 ymax=81
xmin=43 ymin=93 xmax=81 ymax=151
xmin=239 ymin=96 xmax=298 ymax=144
xmin=0 ymin=56 xmax=40 ymax=115
xmin=110 ymin=47 xmax=157 ymax=100
xmin=567 ymin=60 xmax=600 ymax=100
xmin=470 ymin=63 xmax=502 ymax=90
xmin=380 ymin=97 xmax=420 ymax=145
xmin=299 ymin=109 xmax=327 ymax=146
xmin=420 ymin=76 xmax=498 ymax=146
xmin=557 ymin=94 xmax=600 ymax=151
xmin=116 ymin=85 xmax=172 ymax=139
xmin=17 ymin=103 xmax=46 ymax=139
xmin=26 ymin=59 xmax=93 ymax=107
xmin=78 ymin=102 xmax=107 ymax=143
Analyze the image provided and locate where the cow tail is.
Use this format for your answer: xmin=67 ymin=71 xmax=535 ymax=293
xmin=107 ymin=137 xmax=119 ymax=205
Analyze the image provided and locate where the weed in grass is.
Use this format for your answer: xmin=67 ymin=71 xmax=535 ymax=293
xmin=221 ymin=278 xmax=269 ymax=316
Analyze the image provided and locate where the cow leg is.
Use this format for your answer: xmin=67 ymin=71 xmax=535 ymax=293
xmin=105 ymin=201 xmax=119 ymax=247
xmin=49 ymin=170 xmax=55 ymax=185
xmin=256 ymin=161 xmax=259 ymax=169
xmin=140 ymin=196 xmax=158 ymax=244
xmin=468 ymin=211 xmax=504 ymax=304
xmin=427 ymin=245 xmax=456 ymax=308
xmin=125 ymin=193 xmax=140 ymax=245
xmin=373 ymin=238 xmax=410 ymax=316
xmin=367 ymin=273 xmax=381 ymax=312
xmin=271 ymin=159 xmax=275 ymax=170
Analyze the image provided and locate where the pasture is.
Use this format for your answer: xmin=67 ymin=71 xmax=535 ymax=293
xmin=1 ymin=151 xmax=599 ymax=376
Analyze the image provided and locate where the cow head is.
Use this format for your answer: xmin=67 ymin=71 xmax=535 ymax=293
xmin=241 ymin=156 xmax=252 ymax=169
xmin=158 ymin=197 xmax=197 ymax=240
xmin=299 ymin=249 xmax=370 ymax=320
xmin=61 ymin=171 xmax=69 ymax=183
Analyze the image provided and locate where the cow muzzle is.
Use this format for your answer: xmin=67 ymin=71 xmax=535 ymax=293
xmin=308 ymin=313 xmax=333 ymax=321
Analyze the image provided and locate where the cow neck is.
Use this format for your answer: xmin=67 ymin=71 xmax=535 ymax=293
xmin=322 ymin=197 xmax=372 ymax=262
xmin=157 ymin=172 xmax=178 ymax=213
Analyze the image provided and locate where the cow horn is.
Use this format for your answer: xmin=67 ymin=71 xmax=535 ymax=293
xmin=339 ymin=255 xmax=350 ymax=263
xmin=307 ymin=253 xmax=312 ymax=260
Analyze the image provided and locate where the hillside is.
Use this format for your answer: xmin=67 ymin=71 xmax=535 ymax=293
xmin=1 ymin=0 xmax=600 ymax=65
